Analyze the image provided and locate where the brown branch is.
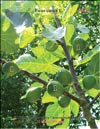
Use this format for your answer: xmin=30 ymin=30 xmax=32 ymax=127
xmin=52 ymin=6 xmax=85 ymax=97
xmin=64 ymin=91 xmax=80 ymax=104
xmin=1 ymin=58 xmax=81 ymax=103
xmin=90 ymin=92 xmax=100 ymax=106
xmin=21 ymin=70 xmax=48 ymax=86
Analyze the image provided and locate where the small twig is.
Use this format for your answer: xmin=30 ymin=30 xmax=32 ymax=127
xmin=39 ymin=18 xmax=45 ymax=28
xmin=52 ymin=5 xmax=61 ymax=27
xmin=52 ymin=5 xmax=85 ymax=97
xmin=90 ymin=92 xmax=100 ymax=106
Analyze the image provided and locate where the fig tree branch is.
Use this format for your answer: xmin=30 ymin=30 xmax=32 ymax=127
xmin=90 ymin=92 xmax=100 ymax=106
xmin=64 ymin=91 xmax=80 ymax=104
xmin=21 ymin=70 xmax=48 ymax=86
xmin=1 ymin=58 xmax=81 ymax=103
xmin=52 ymin=5 xmax=84 ymax=97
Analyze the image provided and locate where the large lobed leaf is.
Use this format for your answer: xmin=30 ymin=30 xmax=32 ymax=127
xmin=45 ymin=102 xmax=70 ymax=127
xmin=15 ymin=54 xmax=60 ymax=74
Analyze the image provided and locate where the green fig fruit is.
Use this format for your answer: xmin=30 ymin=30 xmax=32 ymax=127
xmin=82 ymin=75 xmax=97 ymax=90
xmin=55 ymin=68 xmax=72 ymax=86
xmin=2 ymin=62 xmax=19 ymax=77
xmin=45 ymin=41 xmax=58 ymax=51
xmin=47 ymin=81 xmax=64 ymax=97
xmin=72 ymin=37 xmax=86 ymax=54
xmin=58 ymin=95 xmax=70 ymax=108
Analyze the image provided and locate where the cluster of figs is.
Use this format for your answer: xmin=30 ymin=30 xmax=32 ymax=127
xmin=2 ymin=40 xmax=97 ymax=106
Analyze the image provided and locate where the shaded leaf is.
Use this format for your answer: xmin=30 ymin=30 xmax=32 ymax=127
xmin=77 ymin=45 xmax=100 ymax=66
xmin=1 ymin=24 xmax=19 ymax=53
xmin=85 ymin=52 xmax=100 ymax=76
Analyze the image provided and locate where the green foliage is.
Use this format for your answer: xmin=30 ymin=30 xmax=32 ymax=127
xmin=1 ymin=23 xmax=19 ymax=53
xmin=21 ymin=87 xmax=42 ymax=103
xmin=45 ymin=102 xmax=71 ymax=127
xmin=16 ymin=54 xmax=60 ymax=74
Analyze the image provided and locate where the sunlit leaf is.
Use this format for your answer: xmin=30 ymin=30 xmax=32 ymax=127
xmin=15 ymin=54 xmax=60 ymax=74
xmin=39 ymin=73 xmax=49 ymax=82
xmin=30 ymin=82 xmax=43 ymax=88
xmin=32 ymin=46 xmax=60 ymax=63
xmin=62 ymin=4 xmax=79 ymax=21
xmin=86 ymin=89 xmax=100 ymax=97
xmin=42 ymin=91 xmax=57 ymax=103
xmin=1 ymin=1 xmax=15 ymax=10
xmin=70 ymin=100 xmax=79 ymax=117
xmin=79 ymin=33 xmax=89 ymax=41
xmin=56 ymin=105 xmax=70 ymax=129
xmin=45 ymin=102 xmax=64 ymax=126
xmin=19 ymin=27 xmax=35 ymax=48
xmin=64 ymin=23 xmax=75 ymax=44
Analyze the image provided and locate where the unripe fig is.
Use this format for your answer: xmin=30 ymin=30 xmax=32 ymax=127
xmin=58 ymin=95 xmax=70 ymax=108
xmin=55 ymin=68 xmax=72 ymax=86
xmin=72 ymin=37 xmax=86 ymax=54
xmin=47 ymin=81 xmax=64 ymax=97
xmin=2 ymin=62 xmax=19 ymax=77
xmin=82 ymin=75 xmax=97 ymax=90
xmin=45 ymin=41 xmax=58 ymax=51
